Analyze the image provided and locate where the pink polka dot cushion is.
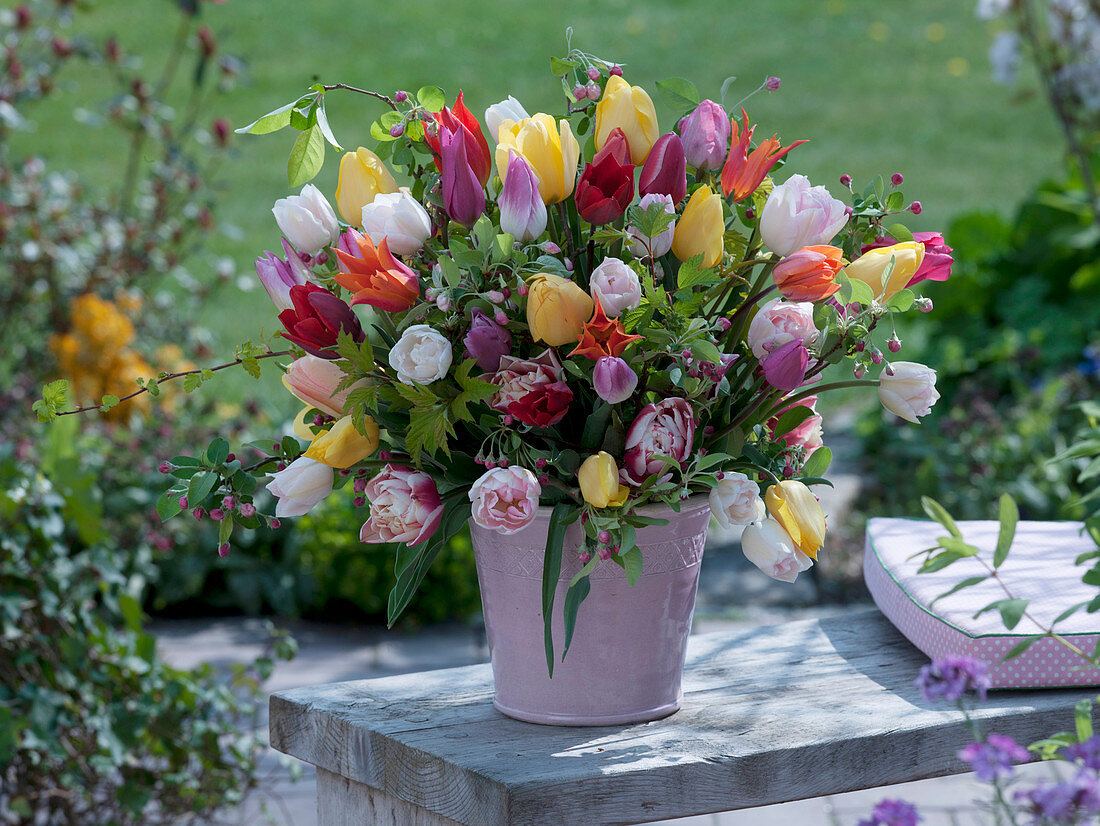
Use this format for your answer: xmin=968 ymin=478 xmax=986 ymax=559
xmin=864 ymin=518 xmax=1100 ymax=689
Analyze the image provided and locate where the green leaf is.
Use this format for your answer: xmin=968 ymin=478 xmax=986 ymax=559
xmin=930 ymin=575 xmax=988 ymax=607
xmin=973 ymin=598 xmax=1029 ymax=630
xmin=287 ymin=124 xmax=325 ymax=188
xmin=386 ymin=502 xmax=472 ymax=626
xmin=417 ymin=85 xmax=446 ymax=113
xmin=370 ymin=111 xmax=404 ymax=142
xmin=187 ymin=471 xmax=219 ymax=507
xmin=938 ymin=535 xmax=981 ymax=557
xmin=549 ymin=56 xmax=579 ymax=75
xmin=118 ymin=594 xmax=144 ymax=633
xmin=619 ymin=547 xmax=643 ymax=586
xmin=773 ymin=405 xmax=814 ymax=438
xmin=655 ymin=77 xmax=700 ymax=111
xmin=885 ymin=288 xmax=915 ymax=312
xmin=835 ymin=272 xmax=854 ymax=306
xmin=98 ymin=394 xmax=120 ymax=413
xmin=878 ymin=255 xmax=897 ymax=294
xmin=581 ymin=403 xmax=613 ymax=451
xmin=1077 ymin=699 xmax=1094 ymax=742
xmin=236 ymin=99 xmax=299 ymax=135
xmin=676 ymin=255 xmax=718 ymax=291
xmin=156 ymin=489 xmax=183 ymax=522
xmin=406 ymin=402 xmax=454 ymax=462
xmin=1003 ymin=636 xmax=1041 ymax=661
xmin=561 ymin=575 xmax=591 ymax=661
xmin=994 ymin=493 xmax=1019 ymax=568
xmin=206 ymin=437 xmax=230 ymax=466
xmin=542 ymin=503 xmax=573 ymax=678
xmin=919 ymin=550 xmax=969 ymax=574
xmin=848 ymin=276 xmax=875 ymax=306
xmin=921 ymin=496 xmax=962 ymax=538
xmin=886 ymin=222 xmax=914 ymax=243
xmin=800 ymin=446 xmax=832 ymax=479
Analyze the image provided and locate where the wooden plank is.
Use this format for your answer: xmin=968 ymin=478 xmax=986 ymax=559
xmin=272 ymin=611 xmax=1097 ymax=826
xmin=317 ymin=768 xmax=464 ymax=825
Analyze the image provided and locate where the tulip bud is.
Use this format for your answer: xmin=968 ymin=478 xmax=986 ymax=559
xmin=526 ymin=272 xmax=594 ymax=347
xmin=303 ymin=416 xmax=380 ymax=469
xmin=335 ymin=147 xmax=399 ymax=225
xmin=593 ymin=356 xmax=639 ymax=404
xmin=878 ymin=361 xmax=939 ymax=423
xmin=578 ymin=452 xmax=629 ymax=509
xmin=498 ymin=151 xmax=547 ymax=242
xmin=762 ymin=340 xmax=810 ymax=392
xmin=495 ymin=114 xmax=580 ymax=205
xmin=283 ymin=354 xmax=364 ymax=417
xmin=441 ymin=121 xmax=486 ymax=225
xmin=254 ymin=243 xmax=307 ymax=313
xmin=764 ymin=480 xmax=826 ymax=559
xmin=484 ymin=95 xmax=530 ymax=144
xmin=680 ymin=100 xmax=730 ymax=171
xmin=575 ymin=129 xmax=635 ymax=226
xmin=594 ymin=75 xmax=660 ymax=165
xmin=272 ymin=184 xmax=341 ymax=255
xmin=639 ymin=133 xmax=687 ymax=205
xmin=741 ymin=518 xmax=813 ymax=582
xmin=671 ymin=185 xmax=724 ymax=268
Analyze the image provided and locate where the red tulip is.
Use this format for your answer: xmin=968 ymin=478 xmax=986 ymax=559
xmin=638 ymin=133 xmax=687 ymax=206
xmin=424 ymin=91 xmax=492 ymax=186
xmin=278 ymin=284 xmax=365 ymax=359
xmin=575 ymin=129 xmax=635 ymax=225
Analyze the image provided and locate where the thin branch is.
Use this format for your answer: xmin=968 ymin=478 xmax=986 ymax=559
xmin=321 ymin=83 xmax=399 ymax=111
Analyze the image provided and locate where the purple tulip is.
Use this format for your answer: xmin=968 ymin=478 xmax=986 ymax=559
xmin=255 ymin=239 xmax=310 ymax=312
xmin=499 ymin=151 xmax=547 ymax=242
xmin=679 ymin=100 xmax=730 ymax=171
xmin=762 ymin=339 xmax=809 ymax=392
xmin=639 ymin=133 xmax=687 ymax=206
xmin=441 ymin=118 xmax=485 ymax=226
xmin=593 ymin=356 xmax=638 ymax=404
xmin=464 ymin=308 xmax=512 ymax=372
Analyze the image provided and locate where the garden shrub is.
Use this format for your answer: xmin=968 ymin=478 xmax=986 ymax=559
xmin=0 ymin=446 xmax=296 ymax=825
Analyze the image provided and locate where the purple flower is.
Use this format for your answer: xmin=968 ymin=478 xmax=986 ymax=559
xmin=1062 ymin=736 xmax=1100 ymax=770
xmin=441 ymin=113 xmax=485 ymax=225
xmin=761 ymin=339 xmax=809 ymax=392
xmin=498 ymin=151 xmax=547 ymax=242
xmin=958 ymin=734 xmax=1030 ymax=783
xmin=593 ymin=356 xmax=638 ymax=404
xmin=254 ymin=237 xmax=310 ymax=312
xmin=856 ymin=798 xmax=921 ymax=826
xmin=463 ymin=308 xmax=512 ymax=372
xmin=914 ymin=656 xmax=991 ymax=704
xmin=679 ymin=100 xmax=730 ymax=171
xmin=1016 ymin=770 xmax=1100 ymax=825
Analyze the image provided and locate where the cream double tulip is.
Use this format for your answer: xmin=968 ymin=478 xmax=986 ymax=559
xmin=335 ymin=147 xmax=399 ymax=225
xmin=672 ymin=185 xmax=724 ymax=268
xmin=578 ymin=452 xmax=629 ymax=509
xmin=593 ymin=75 xmax=659 ymax=165
xmin=845 ymin=241 xmax=925 ymax=300
xmin=495 ymin=114 xmax=581 ymax=205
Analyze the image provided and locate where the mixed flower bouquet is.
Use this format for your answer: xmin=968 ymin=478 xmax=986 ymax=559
xmin=38 ymin=43 xmax=951 ymax=638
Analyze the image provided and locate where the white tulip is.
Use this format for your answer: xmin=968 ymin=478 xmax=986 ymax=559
xmin=878 ymin=362 xmax=940 ymax=424
xmin=360 ymin=191 xmax=433 ymax=256
xmin=266 ymin=456 xmax=334 ymax=518
xmin=741 ymin=518 xmax=814 ymax=583
xmin=389 ymin=324 xmax=453 ymax=386
xmin=484 ymin=95 xmax=530 ymax=144
xmin=589 ymin=257 xmax=642 ymax=317
xmin=759 ymin=174 xmax=849 ymax=257
xmin=709 ymin=472 xmax=766 ymax=530
xmin=272 ymin=184 xmax=341 ymax=255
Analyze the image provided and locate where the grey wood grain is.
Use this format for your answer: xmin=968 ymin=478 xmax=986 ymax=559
xmin=317 ymin=768 xmax=463 ymax=825
xmin=271 ymin=611 xmax=1097 ymax=826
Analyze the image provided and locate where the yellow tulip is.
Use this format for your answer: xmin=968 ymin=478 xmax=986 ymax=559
xmin=494 ymin=114 xmax=581 ymax=205
xmin=764 ymin=480 xmax=826 ymax=560
xmin=593 ymin=75 xmax=660 ymax=165
xmin=672 ymin=185 xmax=725 ymax=268
xmin=335 ymin=147 xmax=399 ymax=225
xmin=578 ymin=452 xmax=629 ymax=509
xmin=526 ymin=272 xmax=594 ymax=347
xmin=303 ymin=415 xmax=380 ymax=469
xmin=844 ymin=241 xmax=925 ymax=300
xmin=293 ymin=406 xmax=317 ymax=441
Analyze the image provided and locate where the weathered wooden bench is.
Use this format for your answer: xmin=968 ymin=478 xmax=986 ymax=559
xmin=269 ymin=610 xmax=1096 ymax=825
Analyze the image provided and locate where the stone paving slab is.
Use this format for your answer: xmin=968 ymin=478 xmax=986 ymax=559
xmin=152 ymin=602 xmax=1027 ymax=826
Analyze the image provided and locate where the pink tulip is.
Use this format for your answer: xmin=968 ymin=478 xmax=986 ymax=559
xmin=498 ymin=151 xmax=547 ymax=242
xmin=283 ymin=355 xmax=364 ymax=418
xmin=621 ymin=397 xmax=696 ymax=486
xmin=762 ymin=339 xmax=810 ymax=392
xmin=592 ymin=356 xmax=638 ymax=404
xmin=746 ymin=297 xmax=819 ymax=361
xmin=638 ymin=133 xmax=687 ymax=206
xmin=254 ymin=238 xmax=310 ymax=312
xmin=679 ymin=100 xmax=730 ymax=171
xmin=441 ymin=116 xmax=485 ymax=225
xmin=360 ymin=464 xmax=444 ymax=545
xmin=468 ymin=466 xmax=542 ymax=534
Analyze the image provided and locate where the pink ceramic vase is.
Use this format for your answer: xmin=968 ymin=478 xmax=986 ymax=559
xmin=470 ymin=497 xmax=710 ymax=726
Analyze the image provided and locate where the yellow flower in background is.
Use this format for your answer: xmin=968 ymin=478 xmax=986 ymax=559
xmin=844 ymin=241 xmax=925 ymax=300
xmin=593 ymin=75 xmax=659 ymax=165
xmin=578 ymin=452 xmax=629 ymax=509
xmin=764 ymin=480 xmax=826 ymax=560
xmin=335 ymin=147 xmax=399 ymax=225
xmin=672 ymin=185 xmax=725 ymax=268
xmin=494 ymin=114 xmax=581 ymax=204
xmin=525 ymin=272 xmax=594 ymax=347
xmin=303 ymin=415 xmax=379 ymax=468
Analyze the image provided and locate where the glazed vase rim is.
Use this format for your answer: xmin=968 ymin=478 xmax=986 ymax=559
xmin=530 ymin=493 xmax=710 ymax=519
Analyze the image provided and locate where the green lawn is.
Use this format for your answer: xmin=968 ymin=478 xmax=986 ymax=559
xmin=16 ymin=0 xmax=1061 ymax=392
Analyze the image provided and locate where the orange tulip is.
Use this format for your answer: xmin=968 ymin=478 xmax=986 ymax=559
xmin=772 ymin=245 xmax=844 ymax=301
xmin=334 ymin=230 xmax=420 ymax=312
xmin=569 ymin=297 xmax=643 ymax=360
xmin=720 ymin=109 xmax=807 ymax=202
